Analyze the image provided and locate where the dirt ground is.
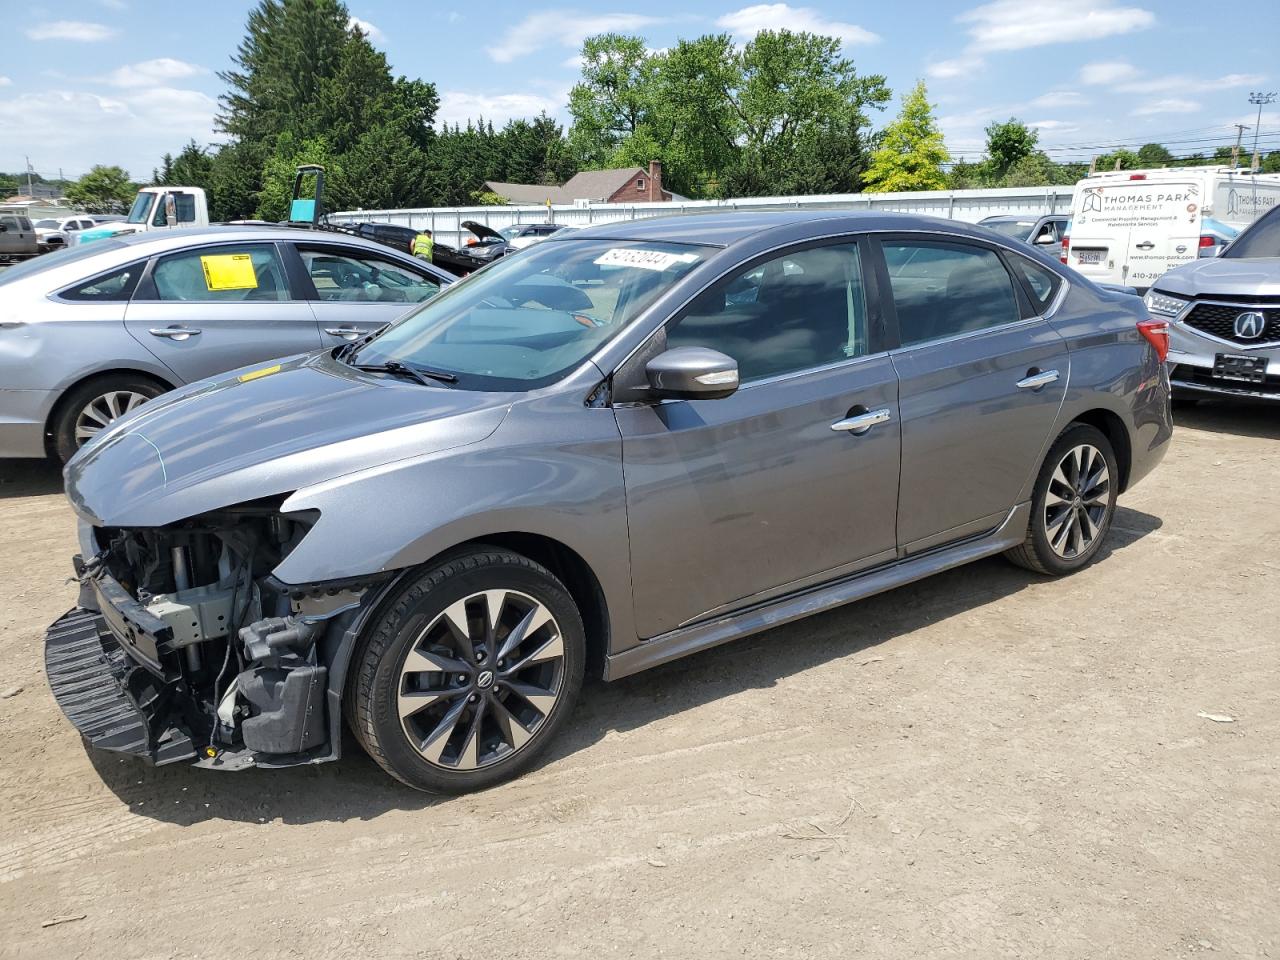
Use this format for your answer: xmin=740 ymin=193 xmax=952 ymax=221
xmin=0 ymin=402 xmax=1277 ymax=960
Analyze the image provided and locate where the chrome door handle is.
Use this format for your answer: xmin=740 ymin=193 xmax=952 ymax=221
xmin=1016 ymin=369 xmax=1060 ymax=390
xmin=324 ymin=326 xmax=363 ymax=340
xmin=148 ymin=326 xmax=201 ymax=341
xmin=1135 ymin=241 xmax=1155 ymax=250
xmin=831 ymin=408 xmax=892 ymax=434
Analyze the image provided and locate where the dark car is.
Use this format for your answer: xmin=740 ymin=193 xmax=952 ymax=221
xmin=980 ymin=214 xmax=1070 ymax=251
xmin=347 ymin=221 xmax=489 ymax=277
xmin=47 ymin=211 xmax=1171 ymax=795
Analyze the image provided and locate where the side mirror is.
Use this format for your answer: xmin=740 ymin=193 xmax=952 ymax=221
xmin=1034 ymin=232 xmax=1055 ymax=245
xmin=0 ymin=224 xmax=7 ymax=233
xmin=645 ymin=346 xmax=739 ymax=400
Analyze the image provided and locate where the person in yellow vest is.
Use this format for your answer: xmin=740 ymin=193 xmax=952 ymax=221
xmin=412 ymin=229 xmax=434 ymax=262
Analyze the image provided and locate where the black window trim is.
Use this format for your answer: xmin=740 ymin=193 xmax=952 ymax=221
xmin=131 ymin=239 xmax=298 ymax=303
xmin=612 ymin=233 xmax=888 ymax=401
xmin=870 ymin=231 xmax=1046 ymax=353
xmin=287 ymin=240 xmax=450 ymax=303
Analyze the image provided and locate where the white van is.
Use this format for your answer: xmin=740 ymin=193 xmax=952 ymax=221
xmin=1062 ymin=166 xmax=1280 ymax=290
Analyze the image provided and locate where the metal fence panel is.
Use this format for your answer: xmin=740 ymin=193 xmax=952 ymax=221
xmin=331 ymin=187 xmax=1074 ymax=249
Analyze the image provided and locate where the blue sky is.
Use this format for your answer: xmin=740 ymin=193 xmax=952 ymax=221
xmin=2 ymin=0 xmax=1278 ymax=182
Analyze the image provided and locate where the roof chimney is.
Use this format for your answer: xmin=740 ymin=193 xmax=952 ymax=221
xmin=648 ymin=160 xmax=663 ymax=202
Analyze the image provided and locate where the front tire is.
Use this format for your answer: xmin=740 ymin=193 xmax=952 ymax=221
xmin=1005 ymin=423 xmax=1119 ymax=576
xmin=348 ymin=547 xmax=585 ymax=793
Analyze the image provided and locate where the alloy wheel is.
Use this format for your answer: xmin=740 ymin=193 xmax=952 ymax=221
xmin=74 ymin=390 xmax=151 ymax=445
xmin=1044 ymin=443 xmax=1110 ymax=559
xmin=397 ymin=589 xmax=566 ymax=770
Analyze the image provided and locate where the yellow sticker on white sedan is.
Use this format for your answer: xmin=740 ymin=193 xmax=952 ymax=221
xmin=238 ymin=364 xmax=280 ymax=383
xmin=593 ymin=248 xmax=700 ymax=271
xmin=200 ymin=253 xmax=258 ymax=291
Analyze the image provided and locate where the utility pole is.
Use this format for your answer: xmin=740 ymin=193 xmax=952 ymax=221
xmin=1231 ymin=124 xmax=1251 ymax=169
xmin=1249 ymin=91 xmax=1277 ymax=171
xmin=25 ymin=156 xmax=34 ymax=196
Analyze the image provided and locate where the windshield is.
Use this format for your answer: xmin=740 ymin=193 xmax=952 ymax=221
xmin=126 ymin=193 xmax=153 ymax=224
xmin=0 ymin=238 xmax=128 ymax=288
xmin=34 ymin=219 xmax=58 ymax=229
xmin=350 ymin=238 xmax=707 ymax=390
xmin=1222 ymin=207 xmax=1280 ymax=259
xmin=499 ymin=226 xmax=522 ymax=240
xmin=983 ymin=220 xmax=1035 ymax=240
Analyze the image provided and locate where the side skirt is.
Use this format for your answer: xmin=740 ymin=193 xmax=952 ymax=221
xmin=604 ymin=502 xmax=1031 ymax=681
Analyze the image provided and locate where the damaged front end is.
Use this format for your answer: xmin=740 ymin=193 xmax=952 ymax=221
xmin=46 ymin=497 xmax=391 ymax=770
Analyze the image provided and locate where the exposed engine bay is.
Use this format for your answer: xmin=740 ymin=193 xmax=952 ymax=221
xmin=51 ymin=498 xmax=390 ymax=769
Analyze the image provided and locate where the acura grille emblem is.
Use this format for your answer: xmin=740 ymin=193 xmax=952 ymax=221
xmin=1234 ymin=311 xmax=1266 ymax=340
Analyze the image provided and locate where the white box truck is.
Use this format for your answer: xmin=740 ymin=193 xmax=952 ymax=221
xmin=1062 ymin=166 xmax=1280 ymax=291
xmin=72 ymin=186 xmax=210 ymax=246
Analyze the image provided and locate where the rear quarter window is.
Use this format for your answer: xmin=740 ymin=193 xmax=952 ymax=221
xmin=1009 ymin=254 xmax=1064 ymax=312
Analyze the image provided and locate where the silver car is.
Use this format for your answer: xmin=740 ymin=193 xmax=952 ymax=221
xmin=1148 ymin=204 xmax=1280 ymax=402
xmin=0 ymin=226 xmax=452 ymax=462
xmin=47 ymin=211 xmax=1172 ymax=794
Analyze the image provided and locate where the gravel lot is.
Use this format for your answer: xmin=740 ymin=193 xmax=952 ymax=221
xmin=0 ymin=402 xmax=1277 ymax=959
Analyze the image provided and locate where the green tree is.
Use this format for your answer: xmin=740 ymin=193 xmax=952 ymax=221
xmin=862 ymin=81 xmax=949 ymax=192
xmin=1262 ymin=151 xmax=1280 ymax=173
xmin=984 ymin=118 xmax=1038 ymax=182
xmin=568 ymin=29 xmax=887 ymax=199
xmin=1096 ymin=148 xmax=1140 ymax=171
xmin=66 ymin=165 xmax=135 ymax=210
xmin=1136 ymin=142 xmax=1173 ymax=167
xmin=0 ymin=172 xmax=19 ymax=196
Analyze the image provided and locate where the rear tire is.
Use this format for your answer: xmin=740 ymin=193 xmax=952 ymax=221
xmin=1005 ymin=423 xmax=1119 ymax=577
xmin=51 ymin=374 xmax=165 ymax=464
xmin=348 ymin=547 xmax=585 ymax=794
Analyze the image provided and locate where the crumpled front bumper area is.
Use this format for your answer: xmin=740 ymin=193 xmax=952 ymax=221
xmin=45 ymin=607 xmax=197 ymax=765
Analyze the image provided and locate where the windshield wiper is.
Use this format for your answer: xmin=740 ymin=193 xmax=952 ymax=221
xmin=353 ymin=360 xmax=457 ymax=386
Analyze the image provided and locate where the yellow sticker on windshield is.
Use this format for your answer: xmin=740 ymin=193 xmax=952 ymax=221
xmin=200 ymin=253 xmax=258 ymax=291
xmin=238 ymin=363 xmax=280 ymax=383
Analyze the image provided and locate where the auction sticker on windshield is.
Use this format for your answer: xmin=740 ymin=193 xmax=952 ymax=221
xmin=200 ymin=253 xmax=258 ymax=291
xmin=594 ymin=248 xmax=701 ymax=271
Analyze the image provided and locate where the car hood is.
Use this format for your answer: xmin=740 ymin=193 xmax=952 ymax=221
xmin=1153 ymin=256 xmax=1280 ymax=298
xmin=65 ymin=351 xmax=511 ymax=528
xmin=461 ymin=220 xmax=506 ymax=243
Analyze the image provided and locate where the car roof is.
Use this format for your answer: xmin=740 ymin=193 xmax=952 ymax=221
xmin=554 ymin=209 xmax=1042 ymax=248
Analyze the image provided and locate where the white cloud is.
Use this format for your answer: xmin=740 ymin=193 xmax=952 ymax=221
xmin=1132 ymin=98 xmax=1200 ymax=116
xmin=100 ymin=58 xmax=207 ymax=88
xmin=562 ymin=54 xmax=585 ymax=70
xmin=98 ymin=0 xmax=129 ymax=9
xmin=927 ymin=57 xmax=984 ymax=80
xmin=448 ymin=11 xmax=462 ymax=23
xmin=486 ymin=11 xmax=664 ymax=63
xmin=347 ymin=16 xmax=386 ymax=43
xmin=960 ymin=0 xmax=1153 ymax=53
xmin=0 ymin=77 xmax=11 ymax=88
xmin=716 ymin=4 xmax=879 ymax=45
xmin=1083 ymin=63 xmax=1267 ymax=97
xmin=437 ymin=90 xmax=565 ymax=127
xmin=1079 ymin=61 xmax=1140 ymax=85
xmin=0 ymin=88 xmax=219 ymax=179
xmin=26 ymin=20 xmax=118 ymax=42
xmin=1028 ymin=119 xmax=1080 ymax=133
xmin=1030 ymin=90 xmax=1087 ymax=108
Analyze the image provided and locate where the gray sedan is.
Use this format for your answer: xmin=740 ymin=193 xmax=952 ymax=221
xmin=48 ymin=211 xmax=1171 ymax=794
xmin=0 ymin=226 xmax=451 ymax=461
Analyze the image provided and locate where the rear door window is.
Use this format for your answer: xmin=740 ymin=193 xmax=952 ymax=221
xmin=881 ymin=241 xmax=1021 ymax=347
xmin=151 ymin=244 xmax=290 ymax=302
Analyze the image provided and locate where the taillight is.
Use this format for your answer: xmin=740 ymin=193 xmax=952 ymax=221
xmin=1138 ymin=319 xmax=1170 ymax=362
xmin=1198 ymin=235 xmax=1215 ymax=248
xmin=1060 ymin=235 xmax=1070 ymax=264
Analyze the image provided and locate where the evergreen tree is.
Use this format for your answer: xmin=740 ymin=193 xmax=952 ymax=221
xmin=862 ymin=81 xmax=949 ymax=192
